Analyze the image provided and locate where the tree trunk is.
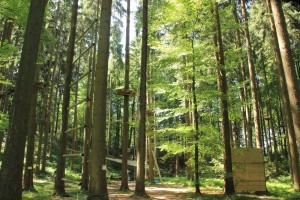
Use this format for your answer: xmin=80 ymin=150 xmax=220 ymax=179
xmin=88 ymin=0 xmax=112 ymax=199
xmin=35 ymin=121 xmax=43 ymax=175
xmin=0 ymin=0 xmax=48 ymax=199
xmin=261 ymin=54 xmax=279 ymax=173
xmin=267 ymin=0 xmax=300 ymax=190
xmin=41 ymin=66 xmax=52 ymax=173
xmin=233 ymin=2 xmax=251 ymax=147
xmin=241 ymin=0 xmax=262 ymax=148
xmin=134 ymin=0 xmax=148 ymax=197
xmin=0 ymin=18 xmax=13 ymax=47
xmin=270 ymin=0 xmax=300 ymax=155
xmin=120 ymin=0 xmax=131 ymax=190
xmin=114 ymin=101 xmax=121 ymax=156
xmin=214 ymin=2 xmax=235 ymax=194
xmin=54 ymin=0 xmax=79 ymax=194
xmin=23 ymin=64 xmax=41 ymax=191
xmin=107 ymin=76 xmax=113 ymax=155
xmin=81 ymin=51 xmax=94 ymax=190
xmin=70 ymin=63 xmax=79 ymax=170
xmin=191 ymin=40 xmax=201 ymax=195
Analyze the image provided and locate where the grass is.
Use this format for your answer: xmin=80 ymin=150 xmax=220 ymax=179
xmin=12 ymin=164 xmax=300 ymax=200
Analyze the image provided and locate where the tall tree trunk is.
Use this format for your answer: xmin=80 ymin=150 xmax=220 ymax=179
xmin=120 ymin=0 xmax=131 ymax=190
xmin=214 ymin=2 xmax=235 ymax=194
xmin=35 ymin=121 xmax=43 ymax=175
xmin=114 ymin=101 xmax=121 ymax=156
xmin=0 ymin=18 xmax=13 ymax=47
xmin=262 ymin=55 xmax=279 ymax=174
xmin=233 ymin=2 xmax=251 ymax=147
xmin=267 ymin=0 xmax=300 ymax=190
xmin=48 ymin=0 xmax=60 ymax=161
xmin=191 ymin=41 xmax=201 ymax=195
xmin=88 ymin=0 xmax=112 ymax=199
xmin=0 ymin=0 xmax=48 ymax=199
xmin=270 ymin=0 xmax=300 ymax=155
xmin=135 ymin=0 xmax=148 ymax=197
xmin=241 ymin=0 xmax=262 ymax=148
xmin=54 ymin=0 xmax=79 ymax=194
xmin=107 ymin=76 xmax=113 ymax=155
xmin=40 ymin=61 xmax=51 ymax=173
xmin=81 ymin=50 xmax=94 ymax=190
xmin=23 ymin=64 xmax=41 ymax=191
xmin=70 ymin=64 xmax=79 ymax=170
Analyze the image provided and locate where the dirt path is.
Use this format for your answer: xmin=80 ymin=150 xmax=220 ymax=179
xmin=108 ymin=181 xmax=196 ymax=200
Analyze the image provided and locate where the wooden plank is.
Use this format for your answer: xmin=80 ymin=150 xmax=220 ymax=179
xmin=106 ymin=156 xmax=148 ymax=168
xmin=232 ymin=148 xmax=267 ymax=192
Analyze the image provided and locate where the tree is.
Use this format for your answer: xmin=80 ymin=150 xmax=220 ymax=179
xmin=23 ymin=64 xmax=42 ymax=191
xmin=120 ymin=0 xmax=131 ymax=191
xmin=135 ymin=0 xmax=148 ymax=197
xmin=54 ymin=0 xmax=79 ymax=194
xmin=214 ymin=1 xmax=235 ymax=194
xmin=241 ymin=0 xmax=262 ymax=148
xmin=270 ymin=0 xmax=300 ymax=156
xmin=191 ymin=42 xmax=201 ymax=195
xmin=266 ymin=0 xmax=300 ymax=190
xmin=0 ymin=0 xmax=48 ymax=199
xmin=88 ymin=0 xmax=113 ymax=198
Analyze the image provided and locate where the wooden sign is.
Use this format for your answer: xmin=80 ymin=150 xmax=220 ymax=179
xmin=232 ymin=148 xmax=267 ymax=192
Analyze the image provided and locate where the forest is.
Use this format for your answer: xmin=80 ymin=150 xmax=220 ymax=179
xmin=0 ymin=0 xmax=300 ymax=199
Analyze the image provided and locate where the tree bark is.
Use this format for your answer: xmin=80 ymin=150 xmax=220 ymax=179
xmin=261 ymin=54 xmax=279 ymax=173
xmin=233 ymin=1 xmax=252 ymax=147
xmin=241 ymin=0 xmax=262 ymax=148
xmin=23 ymin=64 xmax=41 ymax=191
xmin=267 ymin=0 xmax=300 ymax=190
xmin=35 ymin=121 xmax=43 ymax=175
xmin=270 ymin=0 xmax=300 ymax=155
xmin=120 ymin=0 xmax=131 ymax=191
xmin=0 ymin=0 xmax=48 ymax=199
xmin=214 ymin=2 xmax=235 ymax=194
xmin=88 ymin=0 xmax=112 ymax=198
xmin=135 ymin=0 xmax=148 ymax=197
xmin=191 ymin=41 xmax=201 ymax=195
xmin=41 ymin=65 xmax=52 ymax=173
xmin=0 ymin=18 xmax=13 ymax=47
xmin=54 ymin=0 xmax=79 ymax=194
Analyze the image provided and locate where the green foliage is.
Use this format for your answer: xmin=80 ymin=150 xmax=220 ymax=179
xmin=0 ymin=0 xmax=30 ymax=25
xmin=0 ymin=113 xmax=9 ymax=132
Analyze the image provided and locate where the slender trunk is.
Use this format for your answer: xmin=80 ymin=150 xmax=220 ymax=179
xmin=241 ymin=0 xmax=262 ymax=148
xmin=262 ymin=55 xmax=279 ymax=173
xmin=190 ymin=40 xmax=201 ymax=195
xmin=23 ymin=64 xmax=41 ymax=191
xmin=81 ymin=51 xmax=94 ymax=190
xmin=107 ymin=77 xmax=113 ymax=155
xmin=214 ymin=2 xmax=235 ymax=194
xmin=135 ymin=0 xmax=148 ymax=196
xmin=233 ymin=2 xmax=251 ymax=147
xmin=1 ymin=18 xmax=13 ymax=47
xmin=88 ymin=0 xmax=112 ymax=198
xmin=41 ymin=88 xmax=50 ymax=173
xmin=0 ymin=1 xmax=48 ymax=199
xmin=54 ymin=0 xmax=79 ymax=194
xmin=120 ymin=0 xmax=131 ymax=190
xmin=176 ymin=154 xmax=180 ymax=177
xmin=70 ymin=64 xmax=79 ymax=170
xmin=35 ymin=122 xmax=43 ymax=175
xmin=114 ymin=101 xmax=121 ymax=156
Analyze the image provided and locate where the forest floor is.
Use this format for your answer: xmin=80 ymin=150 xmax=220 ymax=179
xmin=22 ymin=177 xmax=293 ymax=200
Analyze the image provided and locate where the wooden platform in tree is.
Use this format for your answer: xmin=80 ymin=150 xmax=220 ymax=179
xmin=232 ymin=148 xmax=267 ymax=192
xmin=116 ymin=88 xmax=135 ymax=97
